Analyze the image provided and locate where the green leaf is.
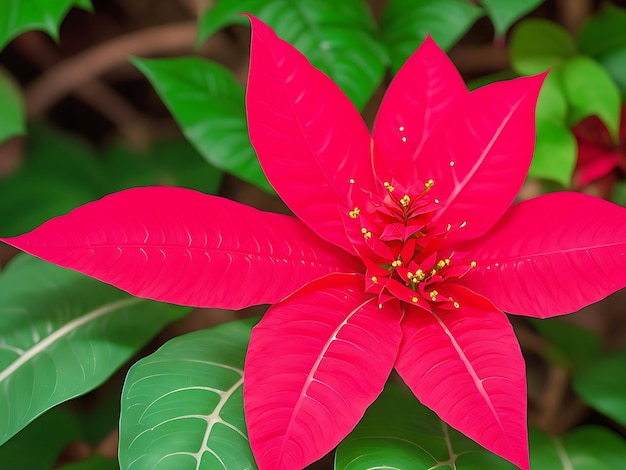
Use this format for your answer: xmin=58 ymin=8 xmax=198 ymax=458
xmin=574 ymin=352 xmax=626 ymax=427
xmin=58 ymin=456 xmax=118 ymax=470
xmin=119 ymin=317 xmax=259 ymax=470
xmin=0 ymin=405 xmax=81 ymax=469
xmin=133 ymin=57 xmax=272 ymax=193
xmin=561 ymin=56 xmax=621 ymax=141
xmin=529 ymin=426 xmax=626 ymax=469
xmin=198 ymin=0 xmax=386 ymax=110
xmin=335 ymin=383 xmax=516 ymax=469
xmin=0 ymin=0 xmax=92 ymax=51
xmin=102 ymin=139 xmax=223 ymax=194
xmin=381 ymin=0 xmax=483 ymax=73
xmin=0 ymin=68 xmax=25 ymax=143
xmin=598 ymin=47 xmax=626 ymax=96
xmin=0 ymin=254 xmax=189 ymax=445
xmin=481 ymin=0 xmax=544 ymax=37
xmin=611 ymin=180 xmax=626 ymax=206
xmin=530 ymin=318 xmax=601 ymax=371
xmin=510 ymin=19 xmax=577 ymax=75
xmin=578 ymin=3 xmax=626 ymax=58
xmin=529 ymin=118 xmax=576 ymax=186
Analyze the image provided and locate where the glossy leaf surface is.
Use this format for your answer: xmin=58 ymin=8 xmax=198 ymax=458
xmin=574 ymin=352 xmax=626 ymax=427
xmin=481 ymin=0 xmax=544 ymax=37
xmin=417 ymin=74 xmax=544 ymax=242
xmin=0 ymin=70 xmax=24 ymax=143
xmin=509 ymin=19 xmax=576 ymax=75
xmin=381 ymin=0 xmax=483 ymax=73
xmin=561 ymin=56 xmax=621 ymax=141
xmin=463 ymin=192 xmax=626 ymax=318
xmin=199 ymin=0 xmax=386 ymax=110
xmin=0 ymin=254 xmax=188 ymax=446
xmin=0 ymin=406 xmax=81 ymax=469
xmin=372 ymin=36 xmax=466 ymax=187
xmin=335 ymin=383 xmax=517 ymax=469
xmin=245 ymin=274 xmax=402 ymax=470
xmin=246 ymin=16 xmax=375 ymax=253
xmin=133 ymin=57 xmax=270 ymax=192
xmin=395 ymin=297 xmax=528 ymax=470
xmin=0 ymin=0 xmax=91 ymax=51
xmin=119 ymin=318 xmax=258 ymax=470
xmin=529 ymin=426 xmax=626 ymax=469
xmin=1 ymin=187 xmax=360 ymax=309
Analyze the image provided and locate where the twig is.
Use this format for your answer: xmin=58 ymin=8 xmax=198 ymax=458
xmin=26 ymin=22 xmax=197 ymax=117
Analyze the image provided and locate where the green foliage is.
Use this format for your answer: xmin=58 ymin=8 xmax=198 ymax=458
xmin=561 ymin=56 xmax=621 ymax=140
xmin=0 ymin=126 xmax=222 ymax=236
xmin=335 ymin=383 xmax=516 ymax=469
xmin=530 ymin=318 xmax=601 ymax=371
xmin=0 ymin=406 xmax=81 ymax=469
xmin=58 ymin=456 xmax=118 ymax=470
xmin=529 ymin=426 xmax=626 ymax=469
xmin=0 ymin=69 xmax=24 ymax=143
xmin=481 ymin=0 xmax=544 ymax=38
xmin=381 ymin=0 xmax=483 ymax=73
xmin=132 ymin=57 xmax=268 ymax=192
xmin=119 ymin=317 xmax=259 ymax=470
xmin=0 ymin=254 xmax=189 ymax=445
xmin=198 ymin=0 xmax=386 ymax=110
xmin=578 ymin=3 xmax=626 ymax=59
xmin=0 ymin=0 xmax=92 ymax=51
xmin=574 ymin=352 xmax=626 ymax=427
xmin=510 ymin=19 xmax=577 ymax=75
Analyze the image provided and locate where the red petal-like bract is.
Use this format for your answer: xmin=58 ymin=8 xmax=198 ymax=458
xmin=462 ymin=191 xmax=626 ymax=318
xmin=0 ymin=187 xmax=360 ymax=309
xmin=395 ymin=288 xmax=529 ymax=470
xmin=246 ymin=15 xmax=376 ymax=254
xmin=372 ymin=35 xmax=466 ymax=187
xmin=417 ymin=74 xmax=545 ymax=243
xmin=244 ymin=273 xmax=402 ymax=470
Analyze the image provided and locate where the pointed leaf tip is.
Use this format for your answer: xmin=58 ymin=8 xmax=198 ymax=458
xmin=245 ymin=274 xmax=402 ymax=469
xmin=1 ymin=187 xmax=360 ymax=310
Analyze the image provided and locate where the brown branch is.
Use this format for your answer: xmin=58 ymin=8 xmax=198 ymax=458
xmin=26 ymin=22 xmax=197 ymax=117
xmin=556 ymin=0 xmax=592 ymax=35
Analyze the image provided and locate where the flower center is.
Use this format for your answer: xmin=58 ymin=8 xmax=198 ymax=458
xmin=346 ymin=178 xmax=475 ymax=309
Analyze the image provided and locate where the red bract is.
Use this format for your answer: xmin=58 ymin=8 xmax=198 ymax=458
xmin=572 ymin=106 xmax=626 ymax=192
xmin=3 ymin=16 xmax=626 ymax=470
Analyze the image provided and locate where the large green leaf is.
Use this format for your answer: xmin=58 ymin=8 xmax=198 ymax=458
xmin=0 ymin=405 xmax=81 ymax=469
xmin=481 ymin=0 xmax=544 ymax=37
xmin=119 ymin=317 xmax=259 ymax=470
xmin=0 ymin=0 xmax=92 ymax=51
xmin=578 ymin=3 xmax=626 ymax=58
xmin=198 ymin=0 xmax=386 ymax=110
xmin=381 ymin=0 xmax=483 ymax=73
xmin=574 ymin=352 xmax=626 ymax=427
xmin=529 ymin=426 xmax=626 ymax=469
xmin=0 ymin=254 xmax=189 ymax=446
xmin=561 ymin=56 xmax=621 ymax=140
xmin=598 ymin=46 xmax=626 ymax=96
xmin=334 ymin=383 xmax=516 ymax=469
xmin=510 ymin=19 xmax=577 ymax=75
xmin=133 ymin=57 xmax=272 ymax=193
xmin=0 ymin=69 xmax=25 ymax=143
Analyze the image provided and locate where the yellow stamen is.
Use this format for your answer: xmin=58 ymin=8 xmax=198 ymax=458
xmin=470 ymin=261 xmax=477 ymax=268
xmin=349 ymin=178 xmax=355 ymax=184
xmin=425 ymin=179 xmax=434 ymax=189
xmin=371 ymin=276 xmax=378 ymax=283
xmin=383 ymin=181 xmax=395 ymax=192
xmin=349 ymin=207 xmax=360 ymax=218
xmin=453 ymin=301 xmax=460 ymax=309
xmin=411 ymin=297 xmax=418 ymax=303
xmin=400 ymin=194 xmax=411 ymax=207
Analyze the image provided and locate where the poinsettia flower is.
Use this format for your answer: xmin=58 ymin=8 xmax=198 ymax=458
xmin=572 ymin=106 xmax=626 ymax=195
xmin=4 ymin=15 xmax=626 ymax=470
